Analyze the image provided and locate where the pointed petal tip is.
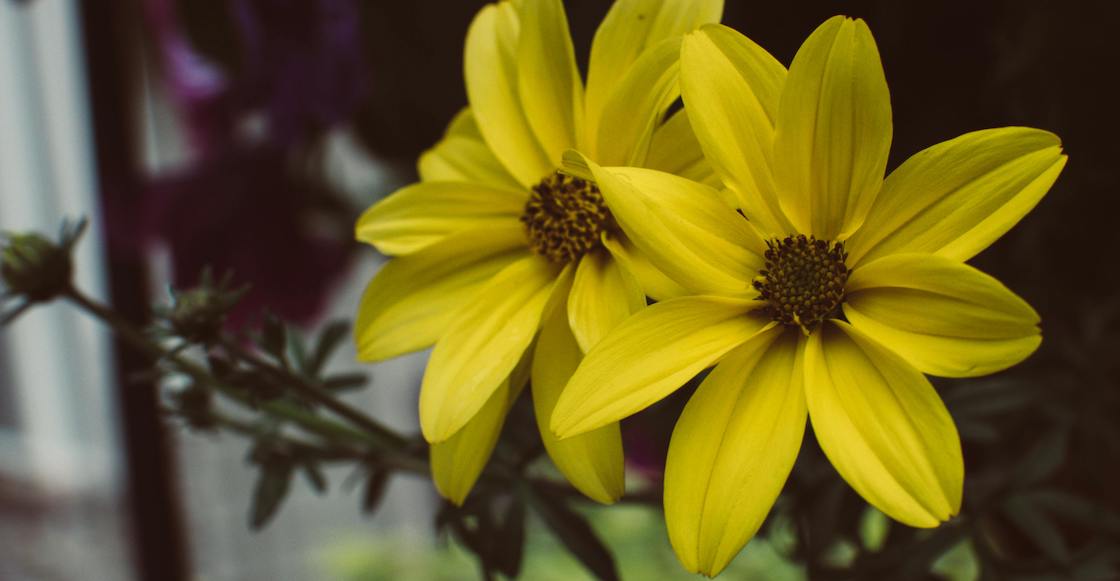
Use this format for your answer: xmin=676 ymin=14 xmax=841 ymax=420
xmin=690 ymin=556 xmax=731 ymax=578
xmin=438 ymin=487 xmax=469 ymax=507
xmin=419 ymin=411 xmax=457 ymax=445
xmin=584 ymin=484 xmax=623 ymax=506
xmin=549 ymin=413 xmax=602 ymax=442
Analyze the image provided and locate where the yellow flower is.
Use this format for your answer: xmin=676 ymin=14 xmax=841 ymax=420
xmin=553 ymin=16 xmax=1067 ymax=576
xmin=354 ymin=0 xmax=724 ymax=505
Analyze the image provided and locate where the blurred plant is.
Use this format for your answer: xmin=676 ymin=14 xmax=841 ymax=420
xmin=131 ymin=0 xmax=367 ymax=329
xmin=0 ymin=218 xmax=86 ymax=324
xmin=5 ymin=220 xmax=1120 ymax=580
xmin=141 ymin=147 xmax=354 ymax=328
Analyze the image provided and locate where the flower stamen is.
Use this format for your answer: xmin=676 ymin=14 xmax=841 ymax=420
xmin=520 ymin=171 xmax=614 ymax=264
xmin=752 ymin=234 xmax=849 ymax=334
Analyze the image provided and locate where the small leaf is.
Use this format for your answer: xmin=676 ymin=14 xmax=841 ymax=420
xmin=859 ymin=507 xmax=889 ymax=552
xmin=302 ymin=463 xmax=327 ymax=495
xmin=250 ymin=462 xmax=293 ymax=530
xmin=525 ymin=484 xmax=618 ymax=581
xmin=308 ymin=321 xmax=350 ymax=376
xmin=288 ymin=331 xmax=308 ymax=372
xmin=323 ymin=372 xmax=368 ymax=392
xmin=929 ymin=539 xmax=980 ymax=581
xmin=494 ymin=499 xmax=527 ymax=578
xmin=944 ymin=379 xmax=1035 ymax=417
xmin=1003 ymin=494 xmax=1070 ymax=563
xmin=260 ymin=312 xmax=288 ymax=363
xmin=954 ymin=419 xmax=1000 ymax=443
xmin=362 ymin=468 xmax=390 ymax=514
xmin=1024 ymin=489 xmax=1120 ymax=535
xmin=1013 ymin=427 xmax=1069 ymax=485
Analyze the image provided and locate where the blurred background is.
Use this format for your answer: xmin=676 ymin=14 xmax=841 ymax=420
xmin=1 ymin=0 xmax=1118 ymax=579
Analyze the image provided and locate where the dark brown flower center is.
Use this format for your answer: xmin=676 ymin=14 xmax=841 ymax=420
xmin=752 ymin=234 xmax=849 ymax=333
xmin=520 ymin=171 xmax=614 ymax=264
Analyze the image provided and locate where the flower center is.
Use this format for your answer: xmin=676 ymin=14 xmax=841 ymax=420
xmin=520 ymin=171 xmax=614 ymax=264
xmin=752 ymin=234 xmax=849 ymax=333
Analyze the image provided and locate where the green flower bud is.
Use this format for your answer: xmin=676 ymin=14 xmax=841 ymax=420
xmin=1 ymin=232 xmax=74 ymax=302
xmin=168 ymin=287 xmax=235 ymax=342
xmin=163 ymin=270 xmax=247 ymax=343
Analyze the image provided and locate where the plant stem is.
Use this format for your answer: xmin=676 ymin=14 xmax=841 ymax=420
xmin=64 ymin=285 xmax=588 ymax=495
xmin=218 ymin=336 xmax=410 ymax=449
xmin=0 ymin=300 xmax=32 ymax=326
xmin=64 ymin=286 xmax=402 ymax=452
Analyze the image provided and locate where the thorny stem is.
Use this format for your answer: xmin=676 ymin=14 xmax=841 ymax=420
xmin=217 ymin=335 xmax=410 ymax=449
xmin=62 ymin=284 xmax=600 ymax=503
xmin=64 ymin=285 xmax=410 ymax=455
xmin=201 ymin=409 xmax=429 ymax=474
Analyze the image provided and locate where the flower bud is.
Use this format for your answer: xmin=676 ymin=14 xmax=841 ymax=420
xmin=1 ymin=232 xmax=74 ymax=302
xmin=161 ymin=270 xmax=247 ymax=343
xmin=168 ymin=287 xmax=235 ymax=343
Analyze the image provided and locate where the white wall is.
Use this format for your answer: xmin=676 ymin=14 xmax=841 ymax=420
xmin=0 ymin=0 xmax=134 ymax=579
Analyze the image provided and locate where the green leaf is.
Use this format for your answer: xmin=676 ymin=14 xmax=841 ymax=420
xmin=288 ymin=331 xmax=308 ymax=372
xmin=494 ymin=499 xmax=526 ymax=578
xmin=859 ymin=507 xmax=889 ymax=552
xmin=930 ymin=539 xmax=980 ymax=581
xmin=1013 ymin=427 xmax=1069 ymax=485
xmin=943 ymin=379 xmax=1035 ymax=417
xmin=250 ymin=462 xmax=293 ymax=530
xmin=1022 ymin=489 xmax=1120 ymax=535
xmin=302 ymin=463 xmax=327 ymax=495
xmin=260 ymin=312 xmax=288 ymax=363
xmin=308 ymin=321 xmax=350 ymax=376
xmin=1003 ymin=494 xmax=1070 ymax=564
xmin=323 ymin=372 xmax=368 ymax=392
xmin=524 ymin=484 xmax=619 ymax=581
xmin=362 ymin=468 xmax=390 ymax=514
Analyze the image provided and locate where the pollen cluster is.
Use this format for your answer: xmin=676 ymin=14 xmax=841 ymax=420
xmin=521 ymin=171 xmax=614 ymax=264
xmin=753 ymin=234 xmax=849 ymax=333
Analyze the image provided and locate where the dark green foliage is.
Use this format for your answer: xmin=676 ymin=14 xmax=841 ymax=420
xmin=523 ymin=483 xmax=619 ymax=581
xmin=361 ymin=468 xmax=390 ymax=514
xmin=249 ymin=458 xmax=295 ymax=530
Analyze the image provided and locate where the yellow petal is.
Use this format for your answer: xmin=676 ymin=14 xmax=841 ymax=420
xmin=509 ymin=335 xmax=536 ymax=396
xmin=805 ymin=322 xmax=963 ymax=528
xmin=584 ymin=160 xmax=766 ymax=296
xmin=430 ymin=379 xmax=511 ymax=505
xmin=844 ymin=253 xmax=1041 ymax=377
xmin=418 ymin=110 xmax=524 ymax=192
xmin=680 ymin=24 xmax=792 ymax=237
xmin=665 ymin=327 xmax=805 ymax=576
xmin=584 ymin=0 xmax=723 ymax=147
xmin=465 ymin=2 xmax=551 ymax=186
xmin=594 ymin=37 xmax=681 ymax=166
xmin=845 ymin=127 xmax=1067 ymax=266
xmin=420 ymin=255 xmax=559 ymax=442
xmin=354 ymin=225 xmax=528 ymax=361
xmin=356 ymin=181 xmax=525 ymax=256
xmin=532 ymin=292 xmax=625 ymax=504
xmin=568 ymin=250 xmax=645 ymax=354
xmin=516 ymin=0 xmax=581 ymax=165
xmin=444 ymin=105 xmax=483 ymax=139
xmin=419 ymin=137 xmax=525 ymax=192
xmin=601 ymin=232 xmax=690 ymax=302
xmin=552 ymin=296 xmax=771 ymax=438
xmin=645 ymin=109 xmax=719 ymax=188
xmin=772 ymin=16 xmax=892 ymax=239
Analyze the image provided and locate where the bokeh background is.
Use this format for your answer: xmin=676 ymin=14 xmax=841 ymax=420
xmin=1 ymin=0 xmax=1118 ymax=579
